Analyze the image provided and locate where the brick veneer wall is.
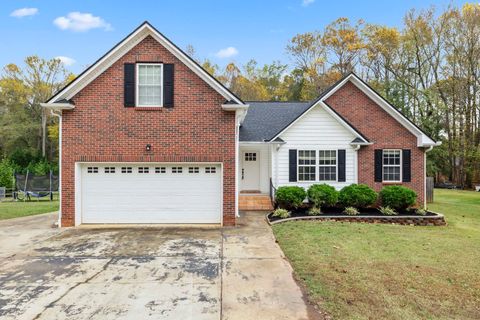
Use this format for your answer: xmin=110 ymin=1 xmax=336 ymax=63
xmin=326 ymin=81 xmax=426 ymax=206
xmin=61 ymin=35 xmax=236 ymax=227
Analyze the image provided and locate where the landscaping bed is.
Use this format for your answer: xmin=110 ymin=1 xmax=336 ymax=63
xmin=267 ymin=207 xmax=446 ymax=226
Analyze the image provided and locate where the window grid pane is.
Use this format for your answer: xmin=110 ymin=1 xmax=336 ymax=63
xmin=383 ymin=150 xmax=401 ymax=181
xmin=138 ymin=64 xmax=162 ymax=106
xmin=298 ymin=150 xmax=316 ymax=181
xmin=318 ymin=150 xmax=337 ymax=181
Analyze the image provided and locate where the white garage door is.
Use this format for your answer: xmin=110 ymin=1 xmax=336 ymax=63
xmin=80 ymin=163 xmax=222 ymax=224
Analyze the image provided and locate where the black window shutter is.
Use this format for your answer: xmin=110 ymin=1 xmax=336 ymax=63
xmin=374 ymin=149 xmax=383 ymax=182
xmin=124 ymin=63 xmax=135 ymax=107
xmin=402 ymin=149 xmax=412 ymax=182
xmin=163 ymin=64 xmax=174 ymax=108
xmin=337 ymin=149 xmax=346 ymax=182
xmin=289 ymin=149 xmax=297 ymax=182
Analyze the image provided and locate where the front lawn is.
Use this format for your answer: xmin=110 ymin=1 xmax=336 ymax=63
xmin=272 ymin=189 xmax=480 ymax=319
xmin=0 ymin=194 xmax=59 ymax=220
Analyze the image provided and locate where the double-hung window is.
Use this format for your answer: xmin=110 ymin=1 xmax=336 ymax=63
xmin=136 ymin=63 xmax=163 ymax=107
xmin=318 ymin=150 xmax=337 ymax=181
xmin=383 ymin=149 xmax=401 ymax=182
xmin=298 ymin=150 xmax=316 ymax=181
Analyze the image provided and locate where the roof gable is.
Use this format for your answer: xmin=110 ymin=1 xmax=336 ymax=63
xmin=270 ymin=72 xmax=438 ymax=147
xmin=47 ymin=22 xmax=244 ymax=105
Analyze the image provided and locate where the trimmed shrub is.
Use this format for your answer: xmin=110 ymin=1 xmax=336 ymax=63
xmin=307 ymin=184 xmax=338 ymax=208
xmin=379 ymin=186 xmax=417 ymax=210
xmin=380 ymin=206 xmax=397 ymax=216
xmin=275 ymin=186 xmax=306 ymax=209
xmin=343 ymin=206 xmax=359 ymax=216
xmin=338 ymin=184 xmax=377 ymax=208
xmin=272 ymin=208 xmax=290 ymax=219
xmin=307 ymin=206 xmax=322 ymax=216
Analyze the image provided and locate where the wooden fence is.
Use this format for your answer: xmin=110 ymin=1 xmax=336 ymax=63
xmin=426 ymin=177 xmax=434 ymax=203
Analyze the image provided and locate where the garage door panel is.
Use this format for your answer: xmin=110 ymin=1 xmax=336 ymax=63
xmin=81 ymin=164 xmax=222 ymax=224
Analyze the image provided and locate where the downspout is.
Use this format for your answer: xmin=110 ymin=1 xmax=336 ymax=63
xmin=423 ymin=145 xmax=434 ymax=209
xmin=235 ymin=112 xmax=240 ymax=218
xmin=50 ymin=109 xmax=62 ymax=227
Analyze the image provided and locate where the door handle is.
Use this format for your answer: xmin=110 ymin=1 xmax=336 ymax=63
xmin=242 ymin=169 xmax=244 ymax=180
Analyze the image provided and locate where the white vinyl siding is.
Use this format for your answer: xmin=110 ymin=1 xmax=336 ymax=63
xmin=136 ymin=63 xmax=163 ymax=107
xmin=79 ymin=163 xmax=222 ymax=224
xmin=275 ymin=105 xmax=357 ymax=190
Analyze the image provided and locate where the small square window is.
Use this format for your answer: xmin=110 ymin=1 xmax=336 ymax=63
xmin=205 ymin=167 xmax=216 ymax=173
xmin=172 ymin=167 xmax=183 ymax=173
xmin=244 ymin=153 xmax=256 ymax=161
xmin=121 ymin=167 xmax=132 ymax=173
xmin=87 ymin=167 xmax=98 ymax=173
xmin=104 ymin=167 xmax=115 ymax=173
xmin=189 ymin=167 xmax=199 ymax=173
xmin=155 ymin=167 xmax=166 ymax=173
xmin=138 ymin=167 xmax=149 ymax=173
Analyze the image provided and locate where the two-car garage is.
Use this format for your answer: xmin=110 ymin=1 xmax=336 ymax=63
xmin=78 ymin=163 xmax=222 ymax=224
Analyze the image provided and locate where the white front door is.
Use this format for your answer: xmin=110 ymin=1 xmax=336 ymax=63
xmin=79 ymin=163 xmax=222 ymax=224
xmin=242 ymin=151 xmax=260 ymax=191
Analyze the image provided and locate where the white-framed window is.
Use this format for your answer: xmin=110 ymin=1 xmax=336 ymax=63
xmin=104 ymin=167 xmax=115 ymax=174
xmin=87 ymin=167 xmax=98 ymax=173
xmin=205 ymin=167 xmax=216 ymax=174
xmin=383 ymin=149 xmax=401 ymax=182
xmin=298 ymin=150 xmax=316 ymax=181
xmin=121 ymin=167 xmax=132 ymax=173
xmin=136 ymin=63 xmax=163 ymax=107
xmin=138 ymin=167 xmax=149 ymax=174
xmin=172 ymin=167 xmax=183 ymax=173
xmin=318 ymin=150 xmax=337 ymax=181
xmin=155 ymin=167 xmax=166 ymax=174
xmin=189 ymin=167 xmax=199 ymax=173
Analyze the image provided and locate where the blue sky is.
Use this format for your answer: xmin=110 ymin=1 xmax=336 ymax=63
xmin=0 ymin=0 xmax=467 ymax=75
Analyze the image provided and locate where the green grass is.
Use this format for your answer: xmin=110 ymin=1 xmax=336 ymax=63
xmin=272 ymin=189 xmax=480 ymax=320
xmin=0 ymin=193 xmax=59 ymax=220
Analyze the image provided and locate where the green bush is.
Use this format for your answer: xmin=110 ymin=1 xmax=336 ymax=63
xmin=338 ymin=184 xmax=377 ymax=208
xmin=307 ymin=184 xmax=338 ymax=208
xmin=272 ymin=208 xmax=290 ymax=219
xmin=307 ymin=206 xmax=322 ymax=216
xmin=275 ymin=186 xmax=306 ymax=209
xmin=0 ymin=158 xmax=15 ymax=188
xmin=343 ymin=206 xmax=359 ymax=216
xmin=379 ymin=206 xmax=397 ymax=216
xmin=379 ymin=186 xmax=417 ymax=210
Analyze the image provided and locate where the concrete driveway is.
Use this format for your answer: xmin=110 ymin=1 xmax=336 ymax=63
xmin=0 ymin=212 xmax=319 ymax=320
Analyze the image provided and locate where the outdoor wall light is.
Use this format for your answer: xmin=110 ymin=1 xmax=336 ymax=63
xmin=145 ymin=144 xmax=152 ymax=152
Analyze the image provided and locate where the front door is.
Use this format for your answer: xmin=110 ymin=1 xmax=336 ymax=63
xmin=242 ymin=151 xmax=260 ymax=191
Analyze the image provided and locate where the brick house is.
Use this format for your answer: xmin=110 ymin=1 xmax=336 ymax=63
xmin=41 ymin=22 xmax=438 ymax=227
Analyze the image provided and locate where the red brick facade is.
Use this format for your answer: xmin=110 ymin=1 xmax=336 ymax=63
xmin=326 ymin=81 xmax=426 ymax=206
xmin=61 ymin=36 xmax=236 ymax=227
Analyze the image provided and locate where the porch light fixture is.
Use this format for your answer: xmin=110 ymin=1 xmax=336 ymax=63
xmin=145 ymin=144 xmax=152 ymax=152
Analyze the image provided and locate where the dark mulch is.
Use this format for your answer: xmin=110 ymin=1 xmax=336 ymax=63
xmin=269 ymin=207 xmax=437 ymax=222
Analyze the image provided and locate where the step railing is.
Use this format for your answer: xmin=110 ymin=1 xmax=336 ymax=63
xmin=269 ymin=178 xmax=276 ymax=208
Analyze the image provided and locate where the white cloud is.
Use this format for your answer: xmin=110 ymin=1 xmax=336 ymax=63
xmin=53 ymin=12 xmax=112 ymax=32
xmin=302 ymin=0 xmax=315 ymax=7
xmin=55 ymin=56 xmax=76 ymax=66
xmin=215 ymin=47 xmax=239 ymax=59
xmin=10 ymin=8 xmax=38 ymax=18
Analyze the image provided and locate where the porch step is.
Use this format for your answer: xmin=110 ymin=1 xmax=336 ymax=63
xmin=239 ymin=195 xmax=273 ymax=211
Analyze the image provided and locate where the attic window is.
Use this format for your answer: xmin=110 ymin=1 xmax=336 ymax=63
xmin=136 ymin=63 xmax=163 ymax=107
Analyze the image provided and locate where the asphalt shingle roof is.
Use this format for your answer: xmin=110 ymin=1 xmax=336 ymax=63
xmin=239 ymin=101 xmax=311 ymax=142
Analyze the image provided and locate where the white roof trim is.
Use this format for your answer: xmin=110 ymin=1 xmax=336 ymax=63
xmin=40 ymin=102 xmax=75 ymax=110
xmin=321 ymin=73 xmax=437 ymax=147
xmin=47 ymin=22 xmax=244 ymax=105
xmin=269 ymin=99 xmax=368 ymax=143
